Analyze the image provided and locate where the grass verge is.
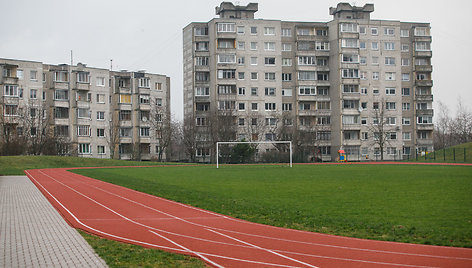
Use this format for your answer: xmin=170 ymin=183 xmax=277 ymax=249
xmin=73 ymin=164 xmax=472 ymax=248
xmin=409 ymin=142 xmax=472 ymax=163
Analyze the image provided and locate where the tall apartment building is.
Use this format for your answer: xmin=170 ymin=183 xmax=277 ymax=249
xmin=0 ymin=58 xmax=171 ymax=160
xmin=183 ymin=2 xmax=433 ymax=162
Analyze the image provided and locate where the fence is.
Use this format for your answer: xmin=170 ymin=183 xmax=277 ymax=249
xmin=411 ymin=148 xmax=469 ymax=163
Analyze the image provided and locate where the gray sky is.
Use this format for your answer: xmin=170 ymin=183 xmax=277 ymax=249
xmin=1 ymin=0 xmax=471 ymax=120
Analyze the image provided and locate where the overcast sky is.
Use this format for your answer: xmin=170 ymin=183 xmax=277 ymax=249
xmin=1 ymin=0 xmax=471 ymax=120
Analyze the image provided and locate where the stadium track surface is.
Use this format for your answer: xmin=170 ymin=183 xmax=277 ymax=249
xmin=25 ymin=164 xmax=472 ymax=268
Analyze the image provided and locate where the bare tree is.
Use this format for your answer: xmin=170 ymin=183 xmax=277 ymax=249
xmin=434 ymin=101 xmax=452 ymax=150
xmin=183 ymin=114 xmax=198 ymax=162
xmin=107 ymin=110 xmax=120 ymax=159
xmin=367 ymin=100 xmax=393 ymax=160
xmin=451 ymin=99 xmax=472 ymax=145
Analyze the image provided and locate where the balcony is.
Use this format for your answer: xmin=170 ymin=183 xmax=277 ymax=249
xmin=1 ymin=76 xmax=18 ymax=84
xmin=417 ymin=139 xmax=434 ymax=146
xmin=116 ymin=87 xmax=132 ymax=94
xmin=343 ymin=139 xmax=361 ymax=146
xmin=53 ymin=100 xmax=70 ymax=108
xmin=298 ymin=110 xmax=317 ymax=116
xmin=416 ymin=124 xmax=434 ymax=130
xmin=74 ymin=82 xmax=90 ymax=91
xmin=119 ymin=121 xmax=132 ymax=128
xmin=315 ymin=50 xmax=330 ymax=57
xmin=342 ymin=124 xmax=361 ymax=130
xmin=414 ymin=51 xmax=432 ymax=58
xmin=53 ymin=81 xmax=69 ymax=90
xmin=297 ymin=95 xmax=317 ymax=101
xmin=296 ymin=34 xmax=317 ymax=41
xmin=415 ymin=80 xmax=433 ymax=87
xmin=414 ymin=65 xmax=433 ymax=72
xmin=415 ymin=94 xmax=433 ymax=102
xmin=139 ymin=87 xmax=151 ymax=95
xmin=415 ymin=36 xmax=432 ymax=42
xmin=416 ymin=109 xmax=434 ymax=116
xmin=76 ymin=100 xmax=90 ymax=109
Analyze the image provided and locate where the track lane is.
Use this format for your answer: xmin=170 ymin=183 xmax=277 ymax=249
xmin=25 ymin=167 xmax=472 ymax=268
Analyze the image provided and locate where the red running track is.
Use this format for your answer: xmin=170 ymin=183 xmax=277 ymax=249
xmin=25 ymin=167 xmax=472 ymax=268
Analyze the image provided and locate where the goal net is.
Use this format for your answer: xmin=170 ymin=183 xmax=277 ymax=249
xmin=216 ymin=141 xmax=292 ymax=168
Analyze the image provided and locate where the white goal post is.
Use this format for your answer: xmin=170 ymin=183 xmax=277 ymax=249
xmin=216 ymin=141 xmax=292 ymax=168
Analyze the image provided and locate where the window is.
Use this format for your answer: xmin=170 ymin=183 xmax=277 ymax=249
xmin=401 ymin=29 xmax=409 ymax=37
xmin=298 ymin=56 xmax=316 ymax=65
xmin=250 ymin=57 xmax=258 ymax=65
xmin=299 ymin=87 xmax=316 ymax=95
xmin=401 ymin=58 xmax=410 ymax=66
xmin=265 ymin=118 xmax=277 ymax=126
xmin=341 ymin=23 xmax=358 ymax=33
xmin=119 ymin=110 xmax=131 ymax=121
xmin=54 ymin=125 xmax=69 ymax=137
xmin=402 ymin=117 xmax=411 ymax=125
xmin=54 ymin=107 xmax=69 ymax=119
xmin=217 ymin=23 xmax=235 ymax=32
xmin=251 ymin=103 xmax=258 ymax=111
xmin=386 ymin=102 xmax=396 ymax=110
xmin=30 ymin=89 xmax=37 ymax=99
xmin=360 ymin=57 xmax=367 ymax=65
xmin=218 ymin=85 xmax=236 ymax=94
xmin=384 ymin=28 xmax=395 ymax=36
xmin=77 ymin=72 xmax=89 ymax=83
xmin=385 ymin=88 xmax=396 ymax=95
xmin=342 ymin=115 xmax=360 ymax=124
xmin=342 ymin=84 xmax=358 ymax=93
xmin=299 ymin=103 xmax=312 ymax=111
xmin=264 ymin=73 xmax=276 ymax=81
xmin=361 ymin=88 xmax=367 ymax=95
xmin=139 ymin=95 xmax=150 ymax=104
xmin=265 ymin=133 xmax=276 ymax=141
xmin=316 ymin=29 xmax=328 ymax=36
xmin=77 ymin=125 xmax=91 ymax=136
xmin=120 ymin=94 xmax=131 ymax=104
xmin=96 ymin=94 xmax=105 ymax=104
xmin=251 ymin=87 xmax=258 ymax=96
xmin=401 ymin=44 xmax=409 ymax=52
xmin=196 ymin=103 xmax=209 ymax=111
xmin=318 ymin=87 xmax=329 ymax=95
xmin=238 ymin=102 xmax=245 ymax=111
xmin=281 ymin=88 xmax=292 ymax=97
xmin=217 ymin=69 xmax=235 ymax=79
xmin=315 ymin=42 xmax=329 ymax=50
xmin=385 ymin=72 xmax=396 ymax=81
xmin=281 ymin=28 xmax=291 ymax=36
xmin=297 ymin=28 xmax=310 ymax=35
xmin=341 ymin=39 xmax=359 ymax=48
xmin=196 ymin=42 xmax=209 ymax=51
xmin=250 ymin=42 xmax=258 ymax=50
xmin=282 ymin=43 xmax=292 ymax=51
xmin=97 ymin=128 xmax=105 ymax=137
xmin=79 ymin=143 xmax=90 ymax=154
xmin=250 ymin=26 xmax=257 ymax=34
xmin=140 ymin=127 xmax=150 ymax=137
xmin=402 ymin=88 xmax=410 ymax=96
xmin=217 ymin=54 xmax=236 ymax=63
xmin=196 ymin=117 xmax=208 ymax=126
xmin=342 ymin=69 xmax=359 ymax=78
xmin=298 ymin=71 xmax=316 ymax=80
xmin=371 ymin=42 xmax=378 ymax=50
xmin=415 ymin=42 xmax=431 ymax=51
xmin=120 ymin=128 xmax=132 ymax=137
xmin=385 ymin=57 xmax=396 ymax=65
xmin=238 ymin=87 xmax=246 ymax=95
xmin=387 ymin=117 xmax=397 ymax=125
xmin=282 ymin=58 xmax=292 ymax=66
xmin=139 ymin=78 xmax=150 ymax=88
xmin=4 ymin=85 xmax=18 ymax=96
xmin=387 ymin=147 xmax=397 ymax=155
xmin=196 ymin=57 xmax=209 ymax=66
xmin=384 ymin=42 xmax=395 ymax=50
xmin=372 ymin=72 xmax=379 ymax=80
xmin=54 ymin=71 xmax=68 ymax=82
xmin=343 ymin=100 xmax=359 ymax=109
xmin=4 ymin=105 xmax=18 ymax=116
xmin=265 ymin=103 xmax=276 ymax=111
xmin=317 ymin=101 xmax=330 ymax=110
xmin=264 ymin=42 xmax=275 ymax=51
xmin=264 ymin=27 xmax=275 ymax=35
xmin=373 ymin=88 xmax=379 ymax=95
xmin=195 ymin=87 xmax=209 ymax=96
xmin=238 ymin=118 xmax=245 ymax=126
xmin=403 ymin=132 xmax=411 ymax=140
xmin=402 ymin=103 xmax=411 ymax=111
xmin=97 ymin=145 xmax=105 ymax=155
xmin=282 ymin=73 xmax=292 ymax=81
xmin=402 ymin=73 xmax=410 ymax=81
xmin=264 ymin=57 xmax=276 ymax=65
xmin=30 ymin=70 xmax=38 ymax=81
xmin=282 ymin=103 xmax=292 ymax=111
xmin=342 ymin=54 xmax=359 ymax=63
xmin=265 ymin=87 xmax=276 ymax=96
xmin=193 ymin=27 xmax=209 ymax=36
xmin=414 ymin=27 xmax=428 ymax=36
xmin=156 ymin=98 xmax=163 ymax=107
xmin=96 ymin=111 xmax=105 ymax=120
xmin=360 ymin=42 xmax=366 ymax=49
xmin=361 ymin=117 xmax=367 ymax=125
xmin=77 ymin=108 xmax=91 ymax=119
xmin=237 ymin=26 xmax=245 ymax=34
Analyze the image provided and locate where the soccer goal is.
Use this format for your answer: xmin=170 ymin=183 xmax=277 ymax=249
xmin=216 ymin=141 xmax=292 ymax=168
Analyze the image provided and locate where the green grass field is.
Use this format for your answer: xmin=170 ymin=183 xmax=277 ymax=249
xmin=73 ymin=164 xmax=472 ymax=248
xmin=0 ymin=155 xmax=176 ymax=175
xmin=410 ymin=142 xmax=472 ymax=163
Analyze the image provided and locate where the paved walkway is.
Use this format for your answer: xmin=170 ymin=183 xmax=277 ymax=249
xmin=0 ymin=176 xmax=107 ymax=268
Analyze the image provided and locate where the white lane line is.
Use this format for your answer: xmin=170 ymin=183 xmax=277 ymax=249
xmin=26 ymin=170 xmax=301 ymax=268
xmin=69 ymin=168 xmax=472 ymax=263
xmin=207 ymin=228 xmax=318 ymax=268
xmin=29 ymin=169 xmax=312 ymax=268
xmin=149 ymin=230 xmax=224 ymax=268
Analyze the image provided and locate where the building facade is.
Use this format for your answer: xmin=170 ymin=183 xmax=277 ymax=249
xmin=183 ymin=2 xmax=433 ymax=162
xmin=0 ymin=58 xmax=171 ymax=160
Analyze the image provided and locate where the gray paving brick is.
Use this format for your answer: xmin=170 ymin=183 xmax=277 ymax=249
xmin=0 ymin=176 xmax=107 ymax=268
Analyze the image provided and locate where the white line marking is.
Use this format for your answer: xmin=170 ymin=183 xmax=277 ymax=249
xmin=67 ymin=168 xmax=472 ymax=262
xmin=207 ymin=228 xmax=318 ymax=268
xmin=149 ymin=230 xmax=224 ymax=268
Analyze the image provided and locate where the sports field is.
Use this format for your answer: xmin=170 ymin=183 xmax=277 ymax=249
xmin=73 ymin=163 xmax=472 ymax=248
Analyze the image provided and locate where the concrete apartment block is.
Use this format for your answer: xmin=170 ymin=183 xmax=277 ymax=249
xmin=0 ymin=58 xmax=170 ymax=160
xmin=183 ymin=2 xmax=433 ymax=162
